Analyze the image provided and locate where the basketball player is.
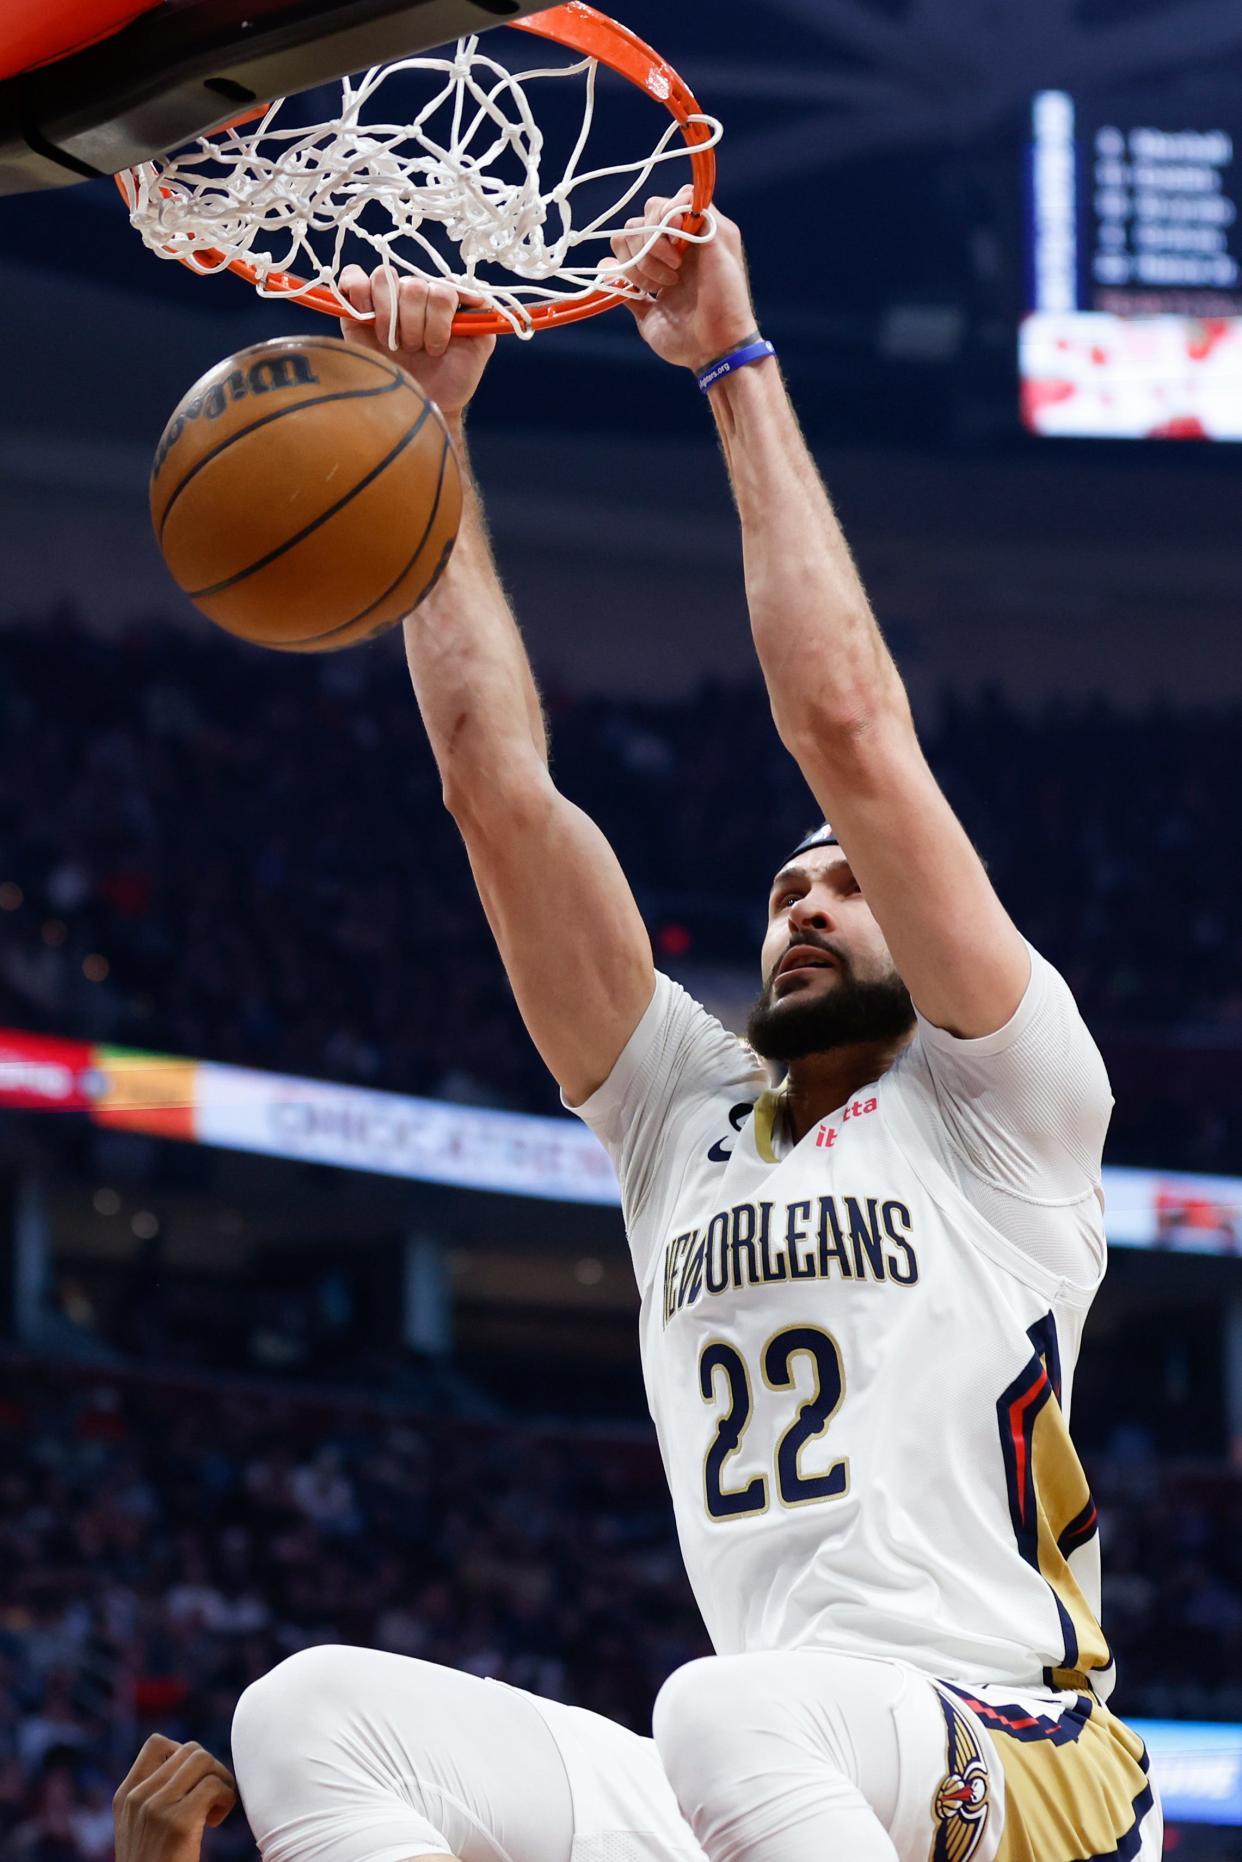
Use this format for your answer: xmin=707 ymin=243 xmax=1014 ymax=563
xmin=228 ymin=194 xmax=1163 ymax=1861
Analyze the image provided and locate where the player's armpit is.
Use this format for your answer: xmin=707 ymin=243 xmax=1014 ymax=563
xmin=451 ymin=772 xmax=656 ymax=1107
xmin=788 ymin=707 xmax=1031 ymax=1040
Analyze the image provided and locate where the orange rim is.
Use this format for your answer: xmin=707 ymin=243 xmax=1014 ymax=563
xmin=114 ymin=2 xmax=717 ymax=336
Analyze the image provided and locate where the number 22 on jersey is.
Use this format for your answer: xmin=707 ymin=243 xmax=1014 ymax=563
xmin=699 ymin=1326 xmax=849 ymax=1520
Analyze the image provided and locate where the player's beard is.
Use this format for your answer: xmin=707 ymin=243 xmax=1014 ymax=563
xmin=746 ymin=954 xmax=916 ymax=1062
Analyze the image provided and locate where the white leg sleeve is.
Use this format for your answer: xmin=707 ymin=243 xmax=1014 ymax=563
xmin=231 ymin=1646 xmax=578 ymax=1862
xmin=653 ymin=1651 xmax=1003 ymax=1862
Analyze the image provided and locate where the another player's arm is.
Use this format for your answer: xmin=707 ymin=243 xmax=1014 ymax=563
xmin=613 ymin=199 xmax=1028 ymax=1039
xmin=340 ymin=271 xmax=654 ymax=1104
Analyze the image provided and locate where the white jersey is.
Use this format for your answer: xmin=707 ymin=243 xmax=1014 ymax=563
xmin=567 ymin=944 xmax=1117 ymax=1697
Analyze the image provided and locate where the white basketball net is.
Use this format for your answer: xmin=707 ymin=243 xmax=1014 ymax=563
xmin=119 ymin=34 xmax=722 ymax=338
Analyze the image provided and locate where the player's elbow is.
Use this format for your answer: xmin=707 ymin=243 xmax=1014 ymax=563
xmin=770 ymin=637 xmax=906 ymax=744
xmin=436 ymin=701 xmax=549 ymax=821
xmin=440 ymin=752 xmax=556 ymax=837
xmin=775 ymin=677 xmax=913 ymax=781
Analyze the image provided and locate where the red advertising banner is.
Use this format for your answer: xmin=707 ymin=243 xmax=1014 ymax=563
xmin=0 ymin=1028 xmax=98 ymax=1110
xmin=0 ymin=1029 xmax=195 ymax=1135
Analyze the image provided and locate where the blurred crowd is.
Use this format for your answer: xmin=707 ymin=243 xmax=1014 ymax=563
xmin=0 ymin=1355 xmax=1239 ymax=1861
xmin=0 ymin=1358 xmax=705 ymax=1860
xmin=1 ymin=610 xmax=1240 ymax=1167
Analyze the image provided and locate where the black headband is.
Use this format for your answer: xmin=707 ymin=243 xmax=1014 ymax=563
xmin=779 ymin=823 xmax=838 ymax=874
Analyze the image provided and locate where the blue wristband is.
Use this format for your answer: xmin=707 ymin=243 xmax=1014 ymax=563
xmin=697 ymin=338 xmax=776 ymax=394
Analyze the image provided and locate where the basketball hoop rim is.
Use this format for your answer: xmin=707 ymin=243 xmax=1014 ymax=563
xmin=113 ymin=2 xmax=718 ymax=337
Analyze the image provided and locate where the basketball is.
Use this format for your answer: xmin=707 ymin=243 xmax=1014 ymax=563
xmin=150 ymin=336 xmax=462 ymax=651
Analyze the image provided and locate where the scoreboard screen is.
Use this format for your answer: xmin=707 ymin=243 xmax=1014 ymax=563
xmin=1022 ymin=88 xmax=1242 ymax=439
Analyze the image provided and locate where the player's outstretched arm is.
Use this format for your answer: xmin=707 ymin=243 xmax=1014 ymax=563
xmin=611 ymin=198 xmax=1030 ymax=1040
xmin=340 ymin=272 xmax=654 ymax=1105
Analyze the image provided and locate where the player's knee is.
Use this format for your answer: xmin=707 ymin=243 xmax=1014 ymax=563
xmin=233 ymin=1643 xmax=349 ymax=1739
xmin=231 ymin=1645 xmax=363 ymax=1811
xmin=231 ymin=1648 xmax=468 ymax=1859
xmin=653 ymin=1655 xmax=762 ymax=1807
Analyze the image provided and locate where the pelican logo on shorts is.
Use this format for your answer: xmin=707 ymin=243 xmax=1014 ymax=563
xmin=930 ymin=1691 xmax=991 ymax=1862
xmin=931 ymin=1759 xmax=990 ymax=1861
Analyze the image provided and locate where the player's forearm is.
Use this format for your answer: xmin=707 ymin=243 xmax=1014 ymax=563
xmin=709 ymin=363 xmax=908 ymax=754
xmin=403 ymin=420 xmax=550 ymax=811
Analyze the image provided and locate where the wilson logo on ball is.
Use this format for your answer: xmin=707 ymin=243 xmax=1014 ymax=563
xmin=152 ymin=354 xmax=323 ymax=480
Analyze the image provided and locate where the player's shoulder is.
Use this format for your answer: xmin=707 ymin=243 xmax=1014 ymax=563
xmin=906 ymin=942 xmax=1102 ymax=1071
xmin=651 ymin=971 xmax=772 ymax=1104
xmin=573 ymin=974 xmax=771 ymax=1265
xmin=882 ymin=942 xmax=1113 ymax=1225
xmin=883 ymin=941 xmax=1111 ymax=1138
xmin=567 ymin=970 xmax=768 ymax=1148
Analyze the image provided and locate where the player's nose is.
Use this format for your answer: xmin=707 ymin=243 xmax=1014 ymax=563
xmin=788 ymin=891 xmax=836 ymax=933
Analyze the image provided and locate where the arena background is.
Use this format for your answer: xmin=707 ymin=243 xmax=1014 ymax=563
xmin=1 ymin=0 xmax=1241 ymax=1855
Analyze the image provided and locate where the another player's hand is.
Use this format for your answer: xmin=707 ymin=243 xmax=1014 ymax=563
xmin=114 ymin=1735 xmax=238 ymax=1862
xmin=338 ymin=269 xmax=497 ymax=420
xmin=605 ymin=190 xmax=760 ymax=375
